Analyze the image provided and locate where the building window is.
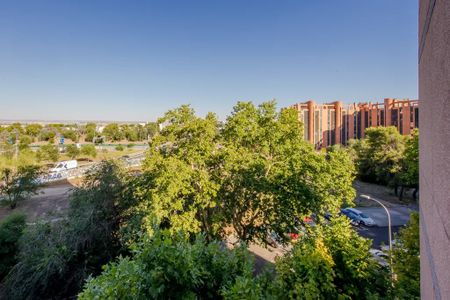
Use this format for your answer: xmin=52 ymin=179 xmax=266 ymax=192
xmin=399 ymin=108 xmax=403 ymax=134
xmin=356 ymin=112 xmax=361 ymax=139
xmin=380 ymin=110 xmax=385 ymax=126
xmin=391 ymin=109 xmax=398 ymax=127
xmin=303 ymin=110 xmax=309 ymax=141
xmin=314 ymin=110 xmax=321 ymax=147
xmin=330 ymin=109 xmax=336 ymax=145
xmin=415 ymin=108 xmax=419 ymax=128
xmin=364 ymin=111 xmax=369 ymax=129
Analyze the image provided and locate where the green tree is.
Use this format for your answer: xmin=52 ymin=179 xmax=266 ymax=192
xmin=273 ymin=236 xmax=337 ymax=298
xmin=25 ymin=124 xmax=43 ymax=137
xmin=136 ymin=105 xmax=221 ymax=238
xmin=2 ymin=161 xmax=130 ymax=299
xmin=392 ymin=212 xmax=420 ymax=299
xmin=18 ymin=135 xmax=33 ymax=149
xmin=84 ymin=123 xmax=97 ymax=142
xmin=36 ymin=143 xmax=59 ymax=162
xmin=0 ymin=213 xmax=26 ymax=280
xmin=65 ymin=144 xmax=80 ymax=159
xmin=38 ymin=129 xmax=56 ymax=142
xmin=0 ymin=165 xmax=43 ymax=209
xmin=219 ymin=101 xmax=355 ymax=243
xmin=350 ymin=126 xmax=405 ymax=186
xmin=80 ymin=144 xmax=97 ymax=159
xmin=145 ymin=122 xmax=159 ymax=140
xmin=62 ymin=129 xmax=79 ymax=142
xmin=79 ymin=232 xmax=254 ymax=300
xmin=103 ymin=123 xmax=123 ymax=142
xmin=397 ymin=129 xmax=419 ymax=200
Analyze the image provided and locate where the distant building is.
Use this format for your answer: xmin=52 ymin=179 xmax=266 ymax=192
xmin=290 ymin=98 xmax=419 ymax=148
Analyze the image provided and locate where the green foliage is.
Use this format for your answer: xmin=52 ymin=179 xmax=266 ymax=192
xmin=321 ymin=216 xmax=389 ymax=298
xmin=274 ymin=236 xmax=336 ymax=298
xmin=0 ymin=213 xmax=26 ymax=280
xmin=350 ymin=127 xmax=405 ymax=185
xmin=38 ymin=129 xmax=56 ymax=142
xmin=80 ymin=144 xmax=97 ymax=158
xmin=36 ymin=143 xmax=59 ymax=162
xmin=392 ymin=212 xmax=420 ymax=299
xmin=18 ymin=135 xmax=33 ymax=150
xmin=2 ymin=161 xmax=130 ymax=299
xmin=115 ymin=144 xmax=125 ymax=151
xmin=79 ymin=232 xmax=255 ymax=300
xmin=398 ymin=129 xmax=419 ymax=188
xmin=135 ymin=106 xmax=221 ymax=239
xmin=224 ymin=217 xmax=390 ymax=299
xmin=219 ymin=101 xmax=355 ymax=243
xmin=145 ymin=122 xmax=159 ymax=139
xmin=62 ymin=129 xmax=79 ymax=142
xmin=0 ymin=165 xmax=43 ymax=209
xmin=25 ymin=124 xmax=43 ymax=137
xmin=84 ymin=123 xmax=97 ymax=142
xmin=103 ymin=123 xmax=124 ymax=142
xmin=65 ymin=144 xmax=80 ymax=159
xmin=131 ymin=102 xmax=356 ymax=245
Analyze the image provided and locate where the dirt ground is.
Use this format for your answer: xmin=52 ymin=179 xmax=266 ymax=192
xmin=0 ymin=179 xmax=78 ymax=223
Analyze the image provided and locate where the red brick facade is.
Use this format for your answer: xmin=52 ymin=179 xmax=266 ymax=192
xmin=290 ymin=98 xmax=419 ymax=148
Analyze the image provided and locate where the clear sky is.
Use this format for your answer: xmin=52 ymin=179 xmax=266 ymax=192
xmin=0 ymin=0 xmax=418 ymax=122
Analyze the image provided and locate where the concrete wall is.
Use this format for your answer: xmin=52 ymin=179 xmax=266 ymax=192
xmin=419 ymin=0 xmax=450 ymax=298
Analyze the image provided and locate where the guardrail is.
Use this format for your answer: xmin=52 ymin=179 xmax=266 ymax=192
xmin=40 ymin=153 xmax=146 ymax=183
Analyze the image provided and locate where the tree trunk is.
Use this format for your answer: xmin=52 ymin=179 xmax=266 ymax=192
xmin=413 ymin=188 xmax=418 ymax=200
xmin=394 ymin=185 xmax=398 ymax=196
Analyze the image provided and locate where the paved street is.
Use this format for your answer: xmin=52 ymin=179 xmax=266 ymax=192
xmin=354 ymin=204 xmax=418 ymax=248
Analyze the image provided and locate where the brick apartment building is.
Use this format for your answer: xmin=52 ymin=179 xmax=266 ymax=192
xmin=290 ymin=98 xmax=419 ymax=148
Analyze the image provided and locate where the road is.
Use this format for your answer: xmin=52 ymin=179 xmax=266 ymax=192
xmin=354 ymin=204 xmax=418 ymax=248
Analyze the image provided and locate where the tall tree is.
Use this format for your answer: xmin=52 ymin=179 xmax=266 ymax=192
xmin=36 ymin=144 xmax=59 ymax=162
xmin=350 ymin=126 xmax=405 ymax=185
xmin=137 ymin=106 xmax=221 ymax=239
xmin=219 ymin=101 xmax=355 ymax=243
xmin=103 ymin=123 xmax=124 ymax=142
xmin=0 ymin=165 xmax=43 ymax=209
xmin=392 ymin=212 xmax=420 ymax=299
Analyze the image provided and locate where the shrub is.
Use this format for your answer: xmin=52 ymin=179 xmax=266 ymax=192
xmin=115 ymin=144 xmax=124 ymax=151
xmin=0 ymin=213 xmax=26 ymax=279
xmin=79 ymin=232 xmax=255 ymax=299
xmin=2 ymin=161 xmax=129 ymax=299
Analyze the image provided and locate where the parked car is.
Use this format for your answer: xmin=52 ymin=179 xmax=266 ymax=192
xmin=340 ymin=209 xmax=362 ymax=226
xmin=369 ymin=249 xmax=389 ymax=267
xmin=341 ymin=208 xmax=376 ymax=226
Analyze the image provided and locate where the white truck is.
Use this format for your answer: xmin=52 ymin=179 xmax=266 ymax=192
xmin=49 ymin=160 xmax=78 ymax=173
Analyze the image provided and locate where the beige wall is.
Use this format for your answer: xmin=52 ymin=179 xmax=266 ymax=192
xmin=419 ymin=0 xmax=450 ymax=298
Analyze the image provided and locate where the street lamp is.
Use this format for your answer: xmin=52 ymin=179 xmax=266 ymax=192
xmin=360 ymin=194 xmax=394 ymax=282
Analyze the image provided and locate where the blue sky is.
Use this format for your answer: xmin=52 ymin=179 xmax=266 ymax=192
xmin=0 ymin=1 xmax=418 ymax=122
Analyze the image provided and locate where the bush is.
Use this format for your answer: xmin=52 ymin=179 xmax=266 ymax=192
xmin=36 ymin=144 xmax=59 ymax=162
xmin=80 ymin=144 xmax=97 ymax=159
xmin=65 ymin=144 xmax=80 ymax=159
xmin=79 ymin=232 xmax=255 ymax=300
xmin=115 ymin=144 xmax=124 ymax=151
xmin=2 ymin=161 xmax=129 ymax=299
xmin=0 ymin=213 xmax=26 ymax=280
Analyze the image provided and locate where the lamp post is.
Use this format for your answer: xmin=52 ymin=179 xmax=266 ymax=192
xmin=360 ymin=194 xmax=394 ymax=282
